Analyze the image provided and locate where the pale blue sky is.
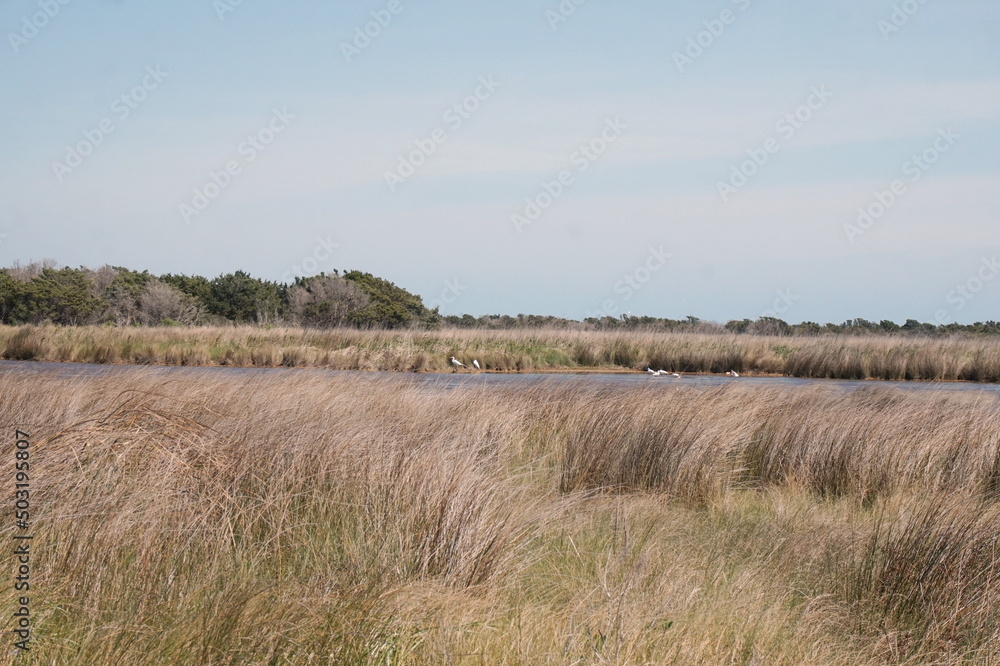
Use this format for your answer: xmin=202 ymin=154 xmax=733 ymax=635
xmin=1 ymin=0 xmax=998 ymax=324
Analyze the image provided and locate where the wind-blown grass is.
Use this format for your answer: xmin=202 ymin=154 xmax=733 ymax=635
xmin=3 ymin=366 xmax=1000 ymax=663
xmin=5 ymin=324 xmax=1000 ymax=382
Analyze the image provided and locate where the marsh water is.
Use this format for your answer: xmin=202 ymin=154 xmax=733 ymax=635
xmin=3 ymin=360 xmax=1000 ymax=395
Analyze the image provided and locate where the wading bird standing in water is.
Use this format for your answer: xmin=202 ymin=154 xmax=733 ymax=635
xmin=450 ymin=357 xmax=465 ymax=372
xmin=726 ymin=370 xmax=740 ymax=377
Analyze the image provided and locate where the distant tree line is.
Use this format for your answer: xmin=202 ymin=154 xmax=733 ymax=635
xmin=0 ymin=261 xmax=437 ymax=329
xmin=1 ymin=261 xmax=998 ymax=335
xmin=441 ymin=313 xmax=1000 ymax=337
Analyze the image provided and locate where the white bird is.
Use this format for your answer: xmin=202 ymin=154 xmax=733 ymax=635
xmin=646 ymin=368 xmax=662 ymax=376
xmin=473 ymin=359 xmax=481 ymax=370
xmin=450 ymin=356 xmax=465 ymax=370
xmin=726 ymin=370 xmax=740 ymax=377
xmin=670 ymin=373 xmax=681 ymax=378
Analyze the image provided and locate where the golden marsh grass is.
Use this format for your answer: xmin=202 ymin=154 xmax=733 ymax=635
xmin=5 ymin=324 xmax=1000 ymax=382
xmin=1 ymin=366 xmax=1000 ymax=663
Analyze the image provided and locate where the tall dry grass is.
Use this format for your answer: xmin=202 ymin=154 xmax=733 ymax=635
xmin=2 ymin=367 xmax=1000 ymax=663
xmin=5 ymin=324 xmax=1000 ymax=382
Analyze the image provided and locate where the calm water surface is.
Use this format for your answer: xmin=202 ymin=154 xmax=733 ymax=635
xmin=3 ymin=360 xmax=1000 ymax=395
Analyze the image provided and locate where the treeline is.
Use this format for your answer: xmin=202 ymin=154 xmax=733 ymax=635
xmin=0 ymin=262 xmax=436 ymax=329
xmin=2 ymin=261 xmax=998 ymax=335
xmin=443 ymin=313 xmax=1000 ymax=337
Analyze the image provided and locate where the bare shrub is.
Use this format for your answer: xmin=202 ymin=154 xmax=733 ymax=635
xmin=5 ymin=258 xmax=57 ymax=282
xmin=286 ymin=275 xmax=369 ymax=328
xmin=85 ymin=264 xmax=118 ymax=297
xmin=137 ymin=280 xmax=200 ymax=326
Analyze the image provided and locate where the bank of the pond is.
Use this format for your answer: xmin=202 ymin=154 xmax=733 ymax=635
xmin=4 ymin=324 xmax=1000 ymax=383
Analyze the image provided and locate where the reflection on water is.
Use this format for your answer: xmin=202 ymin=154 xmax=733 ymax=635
xmin=3 ymin=359 xmax=1000 ymax=395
